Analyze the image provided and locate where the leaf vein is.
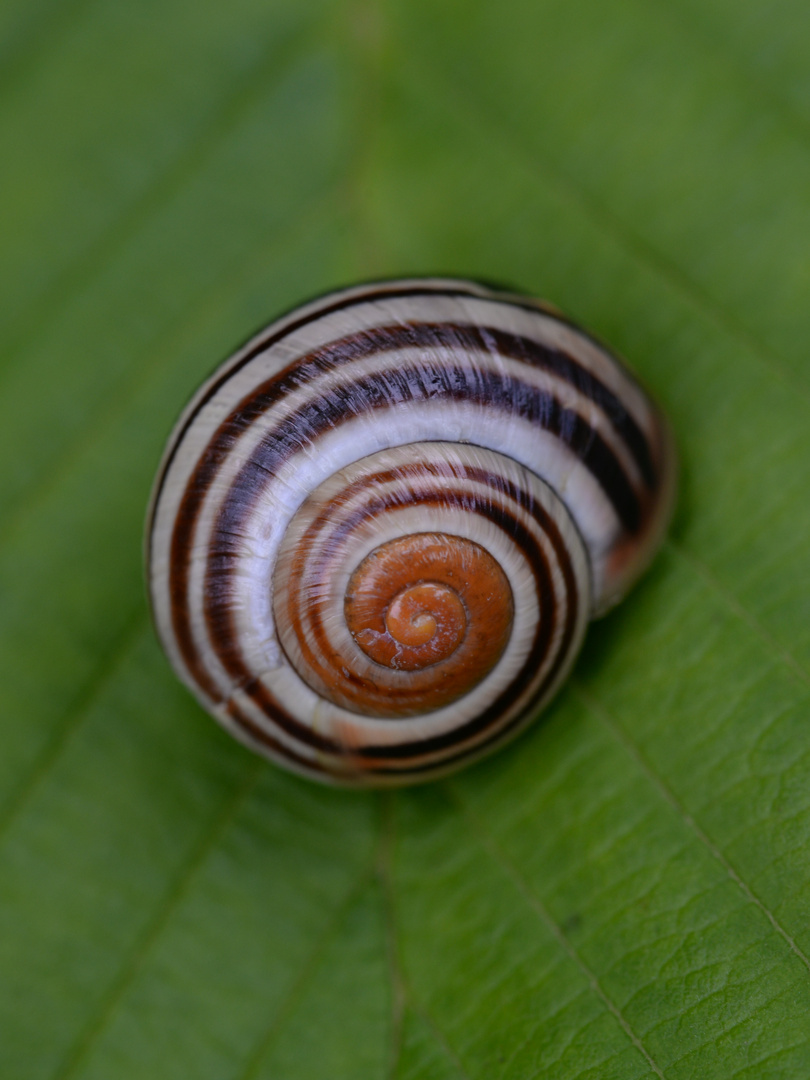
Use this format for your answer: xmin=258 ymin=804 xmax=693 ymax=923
xmin=378 ymin=793 xmax=406 ymax=1080
xmin=410 ymin=68 xmax=810 ymax=407
xmin=237 ymin=866 xmax=378 ymax=1080
xmin=664 ymin=538 xmax=810 ymax=693
xmin=1 ymin=15 xmax=327 ymax=377
xmin=573 ymin=682 xmax=810 ymax=977
xmin=55 ymin=758 xmax=265 ymax=1080
xmin=0 ymin=193 xmax=336 ymax=557
xmin=0 ymin=0 xmax=97 ymax=99
xmin=0 ymin=610 xmax=147 ymax=846
xmin=444 ymin=781 xmax=667 ymax=1079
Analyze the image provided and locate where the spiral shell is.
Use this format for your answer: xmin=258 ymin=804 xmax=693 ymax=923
xmin=147 ymin=278 xmax=675 ymax=786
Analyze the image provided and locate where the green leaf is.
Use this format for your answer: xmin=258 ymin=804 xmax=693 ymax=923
xmin=2 ymin=0 xmax=809 ymax=1076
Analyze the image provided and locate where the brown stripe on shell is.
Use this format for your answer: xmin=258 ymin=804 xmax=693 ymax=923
xmin=221 ymin=699 xmax=333 ymax=779
xmin=180 ymin=319 xmax=655 ymax=538
xmin=149 ymin=280 xmax=657 ymax=529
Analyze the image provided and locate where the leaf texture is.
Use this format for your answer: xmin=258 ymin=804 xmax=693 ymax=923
xmin=1 ymin=1 xmax=809 ymax=1077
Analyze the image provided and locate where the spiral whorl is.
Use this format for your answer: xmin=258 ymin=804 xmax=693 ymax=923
xmin=346 ymin=535 xmax=510 ymax=680
xmin=147 ymin=278 xmax=675 ymax=786
xmin=271 ymin=441 xmax=587 ymax=735
xmin=284 ymin=526 xmax=514 ymax=715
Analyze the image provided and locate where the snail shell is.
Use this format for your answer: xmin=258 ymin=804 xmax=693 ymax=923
xmin=147 ymin=279 xmax=675 ymax=787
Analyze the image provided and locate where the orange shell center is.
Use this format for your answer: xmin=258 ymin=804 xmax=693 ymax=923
xmin=341 ymin=534 xmax=514 ymax=710
xmin=380 ymin=581 xmax=467 ymax=667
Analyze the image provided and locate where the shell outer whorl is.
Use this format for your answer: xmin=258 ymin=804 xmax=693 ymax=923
xmin=146 ymin=278 xmax=676 ymax=787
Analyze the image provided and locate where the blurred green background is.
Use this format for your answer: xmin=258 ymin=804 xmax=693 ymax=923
xmin=2 ymin=0 xmax=810 ymax=1076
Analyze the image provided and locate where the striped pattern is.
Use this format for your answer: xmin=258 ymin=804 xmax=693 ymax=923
xmin=147 ymin=279 xmax=675 ymax=786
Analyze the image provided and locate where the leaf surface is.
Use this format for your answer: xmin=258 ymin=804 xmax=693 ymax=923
xmin=2 ymin=1 xmax=809 ymax=1076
